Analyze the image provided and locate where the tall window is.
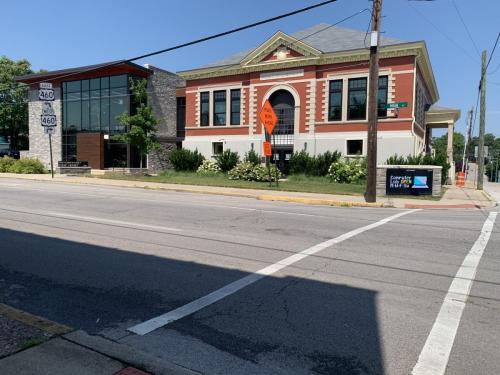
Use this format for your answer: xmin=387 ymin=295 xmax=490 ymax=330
xmin=230 ymin=89 xmax=241 ymax=125
xmin=378 ymin=76 xmax=388 ymax=118
xmin=177 ymin=97 xmax=186 ymax=138
xmin=200 ymin=92 xmax=209 ymax=126
xmin=213 ymin=90 xmax=226 ymax=126
xmin=348 ymin=77 xmax=367 ymax=120
xmin=328 ymin=80 xmax=343 ymax=121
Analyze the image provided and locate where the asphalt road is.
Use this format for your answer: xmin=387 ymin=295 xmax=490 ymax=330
xmin=0 ymin=178 xmax=498 ymax=375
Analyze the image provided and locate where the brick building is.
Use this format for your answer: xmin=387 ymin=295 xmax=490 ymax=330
xmin=178 ymin=24 xmax=447 ymax=173
xmin=16 ymin=61 xmax=183 ymax=171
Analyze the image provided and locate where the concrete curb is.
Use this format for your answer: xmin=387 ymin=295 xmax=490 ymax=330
xmin=63 ymin=330 xmax=198 ymax=375
xmin=257 ymin=194 xmax=385 ymax=208
xmin=0 ymin=303 xmax=72 ymax=336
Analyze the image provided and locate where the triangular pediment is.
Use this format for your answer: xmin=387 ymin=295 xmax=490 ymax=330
xmin=240 ymin=31 xmax=322 ymax=66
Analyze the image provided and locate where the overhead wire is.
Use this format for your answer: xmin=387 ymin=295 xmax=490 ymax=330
xmin=0 ymin=0 xmax=339 ymax=97
xmin=451 ymin=0 xmax=481 ymax=58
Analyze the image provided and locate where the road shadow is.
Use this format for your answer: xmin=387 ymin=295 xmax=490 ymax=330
xmin=0 ymin=227 xmax=384 ymax=375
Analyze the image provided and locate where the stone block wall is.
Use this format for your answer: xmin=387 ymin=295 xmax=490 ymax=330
xmin=376 ymin=165 xmax=442 ymax=197
xmin=25 ymin=88 xmax=62 ymax=169
xmin=145 ymin=65 xmax=184 ymax=172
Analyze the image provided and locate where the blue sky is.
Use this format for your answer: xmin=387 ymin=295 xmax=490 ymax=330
xmin=3 ymin=0 xmax=499 ymax=136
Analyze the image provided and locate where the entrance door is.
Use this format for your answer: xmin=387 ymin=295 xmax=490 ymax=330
xmin=269 ymin=90 xmax=295 ymax=174
xmin=274 ymin=147 xmax=293 ymax=175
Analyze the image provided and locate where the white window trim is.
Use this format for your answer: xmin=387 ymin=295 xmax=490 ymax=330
xmin=198 ymin=85 xmax=242 ymax=127
xmin=324 ymin=70 xmax=391 ymax=124
xmin=345 ymin=138 xmax=366 ymax=157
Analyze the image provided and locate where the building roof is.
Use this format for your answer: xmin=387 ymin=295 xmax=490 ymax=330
xmin=16 ymin=60 xmax=152 ymax=84
xmin=202 ymin=23 xmax=406 ymax=68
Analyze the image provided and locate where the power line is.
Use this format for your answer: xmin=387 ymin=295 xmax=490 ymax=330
xmin=0 ymin=0 xmax=338 ymax=97
xmin=451 ymin=0 xmax=481 ymax=58
xmin=486 ymin=32 xmax=500 ymax=70
xmin=406 ymin=0 xmax=478 ymax=63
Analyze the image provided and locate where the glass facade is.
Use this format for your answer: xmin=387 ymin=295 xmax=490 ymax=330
xmin=62 ymin=74 xmax=130 ymax=162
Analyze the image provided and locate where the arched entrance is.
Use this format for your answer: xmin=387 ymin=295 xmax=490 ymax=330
xmin=269 ymin=89 xmax=295 ymax=174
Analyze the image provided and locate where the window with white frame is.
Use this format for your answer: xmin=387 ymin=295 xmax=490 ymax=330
xmin=346 ymin=139 xmax=363 ymax=156
xmin=230 ymin=89 xmax=241 ymax=125
xmin=213 ymin=90 xmax=226 ymax=126
xmin=328 ymin=80 xmax=342 ymax=121
xmin=200 ymin=92 xmax=209 ymax=126
xmin=212 ymin=142 xmax=223 ymax=156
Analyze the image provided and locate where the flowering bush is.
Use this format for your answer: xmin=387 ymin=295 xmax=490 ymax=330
xmin=228 ymin=162 xmax=282 ymax=182
xmin=196 ymin=159 xmax=222 ymax=175
xmin=328 ymin=158 xmax=366 ymax=184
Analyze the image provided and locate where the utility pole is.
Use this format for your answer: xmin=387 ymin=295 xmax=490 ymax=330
xmin=462 ymin=108 xmax=473 ymax=173
xmin=477 ymin=50 xmax=487 ymax=190
xmin=365 ymin=0 xmax=382 ymax=202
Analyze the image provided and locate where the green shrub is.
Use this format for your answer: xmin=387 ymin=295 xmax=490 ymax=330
xmin=289 ymin=150 xmax=312 ymax=175
xmin=311 ymin=150 xmax=341 ymax=176
xmin=385 ymin=153 xmax=450 ymax=185
xmin=170 ymin=149 xmax=205 ymax=171
xmin=196 ymin=159 xmax=222 ymax=175
xmin=215 ymin=149 xmax=240 ymax=172
xmin=0 ymin=156 xmax=16 ymax=172
xmin=244 ymin=149 xmax=261 ymax=165
xmin=6 ymin=158 xmax=46 ymax=174
xmin=228 ymin=162 xmax=281 ymax=182
xmin=289 ymin=150 xmax=342 ymax=176
xmin=328 ymin=158 xmax=366 ymax=184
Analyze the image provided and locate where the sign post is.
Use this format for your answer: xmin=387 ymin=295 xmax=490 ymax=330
xmin=39 ymin=82 xmax=56 ymax=178
xmin=259 ymin=100 xmax=278 ymax=187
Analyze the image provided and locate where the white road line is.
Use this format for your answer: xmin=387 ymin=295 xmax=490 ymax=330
xmin=128 ymin=209 xmax=419 ymax=336
xmin=412 ymin=211 xmax=498 ymax=375
xmin=0 ymin=207 xmax=182 ymax=233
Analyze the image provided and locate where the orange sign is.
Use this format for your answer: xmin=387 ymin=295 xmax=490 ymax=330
xmin=263 ymin=141 xmax=272 ymax=157
xmin=259 ymin=100 xmax=278 ymax=135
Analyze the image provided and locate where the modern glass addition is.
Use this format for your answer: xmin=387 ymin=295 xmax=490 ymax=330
xmin=200 ymin=92 xmax=209 ymax=126
xmin=230 ymin=89 xmax=241 ymax=125
xmin=378 ymin=76 xmax=388 ymax=118
xmin=62 ymin=74 xmax=130 ymax=162
xmin=348 ymin=77 xmax=367 ymax=120
xmin=213 ymin=90 xmax=226 ymax=126
xmin=328 ymin=80 xmax=342 ymax=121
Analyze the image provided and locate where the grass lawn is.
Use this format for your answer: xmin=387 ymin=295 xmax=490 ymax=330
xmin=98 ymin=171 xmax=366 ymax=196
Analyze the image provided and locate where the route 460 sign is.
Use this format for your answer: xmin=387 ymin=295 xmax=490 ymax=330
xmin=40 ymin=114 xmax=57 ymax=126
xmin=38 ymin=88 xmax=55 ymax=101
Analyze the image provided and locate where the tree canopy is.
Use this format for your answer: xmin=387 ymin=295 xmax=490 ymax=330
xmin=0 ymin=56 xmax=33 ymax=150
xmin=114 ymin=78 xmax=159 ymax=168
xmin=431 ymin=132 xmax=465 ymax=164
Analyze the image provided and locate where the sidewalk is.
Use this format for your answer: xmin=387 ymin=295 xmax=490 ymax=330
xmin=484 ymin=180 xmax=500 ymax=203
xmin=0 ymin=304 xmax=194 ymax=375
xmin=0 ymin=173 xmax=496 ymax=209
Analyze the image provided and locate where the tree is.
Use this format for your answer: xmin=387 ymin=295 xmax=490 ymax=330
xmin=431 ymin=132 xmax=465 ymax=164
xmin=114 ymin=78 xmax=159 ymax=169
xmin=0 ymin=56 xmax=33 ymax=150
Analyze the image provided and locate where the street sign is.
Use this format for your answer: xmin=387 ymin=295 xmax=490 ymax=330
xmin=38 ymin=88 xmax=55 ymax=101
xmin=42 ymin=102 xmax=55 ymax=115
xmin=259 ymin=100 xmax=278 ymax=135
xmin=44 ymin=126 xmax=56 ymax=135
xmin=40 ymin=115 xmax=57 ymax=127
xmin=263 ymin=141 xmax=272 ymax=157
xmin=39 ymin=82 xmax=52 ymax=89
xmin=385 ymin=102 xmax=408 ymax=109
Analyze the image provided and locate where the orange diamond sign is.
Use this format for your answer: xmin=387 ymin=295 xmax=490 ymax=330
xmin=259 ymin=100 xmax=278 ymax=135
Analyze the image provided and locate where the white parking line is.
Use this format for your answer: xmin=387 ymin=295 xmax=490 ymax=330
xmin=412 ymin=211 xmax=498 ymax=375
xmin=128 ymin=209 xmax=419 ymax=336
